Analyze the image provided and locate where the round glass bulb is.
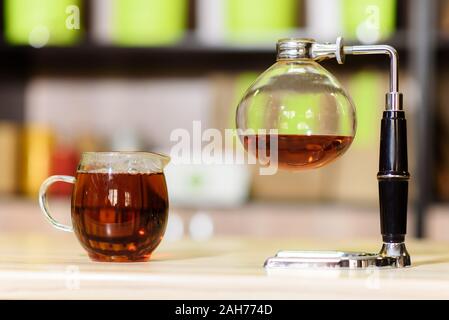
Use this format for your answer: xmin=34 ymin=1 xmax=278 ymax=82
xmin=236 ymin=59 xmax=356 ymax=170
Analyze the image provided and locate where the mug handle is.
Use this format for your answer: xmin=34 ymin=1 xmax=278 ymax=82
xmin=38 ymin=175 xmax=76 ymax=232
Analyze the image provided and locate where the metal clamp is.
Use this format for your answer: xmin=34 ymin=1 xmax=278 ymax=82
xmin=276 ymin=37 xmax=402 ymax=110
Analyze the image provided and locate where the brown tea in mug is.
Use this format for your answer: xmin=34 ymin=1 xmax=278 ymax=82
xmin=71 ymin=172 xmax=168 ymax=262
xmin=241 ymin=134 xmax=353 ymax=170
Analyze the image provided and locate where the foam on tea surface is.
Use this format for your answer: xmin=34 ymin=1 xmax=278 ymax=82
xmin=78 ymin=152 xmax=170 ymax=175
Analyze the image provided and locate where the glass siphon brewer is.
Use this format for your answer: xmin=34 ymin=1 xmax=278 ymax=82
xmin=236 ymin=37 xmax=411 ymax=269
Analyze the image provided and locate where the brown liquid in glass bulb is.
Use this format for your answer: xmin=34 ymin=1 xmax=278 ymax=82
xmin=241 ymin=134 xmax=353 ymax=170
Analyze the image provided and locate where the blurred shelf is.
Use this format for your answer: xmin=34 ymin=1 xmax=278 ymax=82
xmin=0 ymin=44 xmax=274 ymax=74
xmin=0 ymin=33 xmax=409 ymax=75
xmin=436 ymin=35 xmax=449 ymax=61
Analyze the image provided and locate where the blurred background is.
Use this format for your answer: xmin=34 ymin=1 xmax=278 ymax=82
xmin=0 ymin=0 xmax=447 ymax=243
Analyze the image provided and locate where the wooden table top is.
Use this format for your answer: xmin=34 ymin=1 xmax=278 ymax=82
xmin=0 ymin=233 xmax=449 ymax=299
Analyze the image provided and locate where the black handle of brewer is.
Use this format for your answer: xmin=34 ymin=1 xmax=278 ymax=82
xmin=378 ymin=110 xmax=410 ymax=243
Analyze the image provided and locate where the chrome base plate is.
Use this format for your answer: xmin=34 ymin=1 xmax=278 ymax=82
xmin=264 ymin=249 xmax=410 ymax=269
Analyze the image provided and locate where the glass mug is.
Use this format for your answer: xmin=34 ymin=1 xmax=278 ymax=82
xmin=38 ymin=152 xmax=170 ymax=262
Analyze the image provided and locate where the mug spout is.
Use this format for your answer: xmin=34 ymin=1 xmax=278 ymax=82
xmin=156 ymin=152 xmax=171 ymax=170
